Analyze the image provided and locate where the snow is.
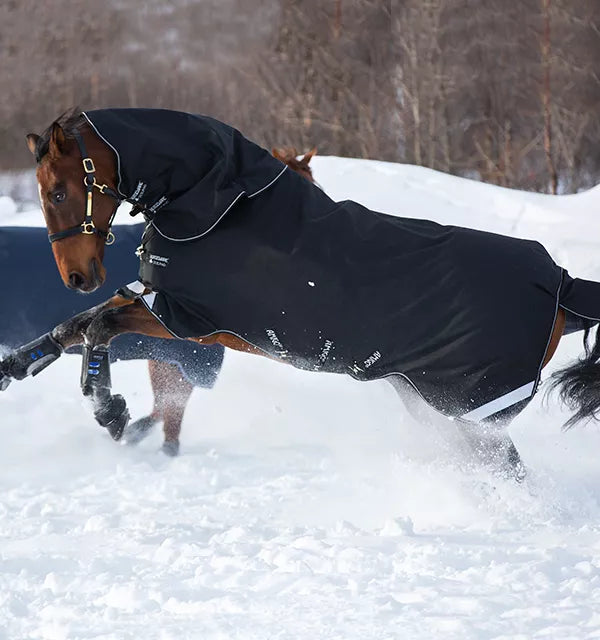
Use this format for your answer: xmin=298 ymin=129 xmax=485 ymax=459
xmin=2 ymin=159 xmax=600 ymax=638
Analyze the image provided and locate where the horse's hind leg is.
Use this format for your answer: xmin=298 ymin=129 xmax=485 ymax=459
xmin=456 ymin=398 xmax=531 ymax=481
xmin=121 ymin=360 xmax=162 ymax=446
xmin=456 ymin=417 xmax=526 ymax=482
xmin=126 ymin=361 xmax=193 ymax=456
xmin=156 ymin=362 xmax=193 ymax=456
xmin=387 ymin=374 xmax=526 ymax=481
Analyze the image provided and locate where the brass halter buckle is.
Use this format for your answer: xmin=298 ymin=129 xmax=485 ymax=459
xmin=106 ymin=231 xmax=115 ymax=245
xmin=82 ymin=157 xmax=96 ymax=174
xmin=81 ymin=221 xmax=96 ymax=235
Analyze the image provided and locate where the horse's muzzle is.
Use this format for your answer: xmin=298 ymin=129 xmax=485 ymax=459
xmin=67 ymin=259 xmax=103 ymax=293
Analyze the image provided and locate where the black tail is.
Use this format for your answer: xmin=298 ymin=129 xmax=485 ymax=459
xmin=549 ymin=325 xmax=600 ymax=428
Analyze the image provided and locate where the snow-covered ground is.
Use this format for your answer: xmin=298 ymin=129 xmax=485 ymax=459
xmin=2 ymin=159 xmax=600 ymax=639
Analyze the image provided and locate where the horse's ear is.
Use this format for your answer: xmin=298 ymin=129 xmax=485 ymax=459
xmin=26 ymin=134 xmax=40 ymax=155
xmin=302 ymin=147 xmax=317 ymax=164
xmin=48 ymin=122 xmax=67 ymax=156
xmin=272 ymin=147 xmax=285 ymax=162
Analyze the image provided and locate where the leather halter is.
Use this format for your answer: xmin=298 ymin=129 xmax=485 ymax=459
xmin=48 ymin=129 xmax=122 ymax=245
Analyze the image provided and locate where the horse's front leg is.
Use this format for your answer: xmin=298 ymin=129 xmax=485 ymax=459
xmin=52 ymin=295 xmax=134 ymax=349
xmin=80 ymin=300 xmax=172 ymax=441
xmin=0 ymin=296 xmax=132 ymax=391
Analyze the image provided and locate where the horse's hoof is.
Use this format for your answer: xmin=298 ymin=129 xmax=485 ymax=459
xmin=513 ymin=462 xmax=527 ymax=484
xmin=0 ymin=372 xmax=11 ymax=391
xmin=123 ymin=414 xmax=159 ymax=445
xmin=161 ymin=440 xmax=180 ymax=457
xmin=491 ymin=454 xmax=528 ymax=484
xmin=505 ymin=441 xmax=527 ymax=483
xmin=94 ymin=394 xmax=130 ymax=441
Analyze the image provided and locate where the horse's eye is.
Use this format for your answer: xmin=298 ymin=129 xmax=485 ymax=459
xmin=51 ymin=191 xmax=66 ymax=205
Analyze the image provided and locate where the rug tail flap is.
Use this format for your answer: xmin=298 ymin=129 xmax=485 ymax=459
xmin=559 ymin=273 xmax=600 ymax=323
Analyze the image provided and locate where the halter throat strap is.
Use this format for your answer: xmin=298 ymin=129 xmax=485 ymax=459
xmin=47 ymin=129 xmax=121 ymax=245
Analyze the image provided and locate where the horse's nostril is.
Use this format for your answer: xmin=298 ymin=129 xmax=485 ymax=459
xmin=68 ymin=272 xmax=85 ymax=289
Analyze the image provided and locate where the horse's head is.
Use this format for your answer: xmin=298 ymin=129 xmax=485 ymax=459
xmin=272 ymin=147 xmax=317 ymax=183
xmin=26 ymin=113 xmax=120 ymax=293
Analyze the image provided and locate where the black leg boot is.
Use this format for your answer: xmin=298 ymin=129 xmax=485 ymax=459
xmin=81 ymin=345 xmax=130 ymax=441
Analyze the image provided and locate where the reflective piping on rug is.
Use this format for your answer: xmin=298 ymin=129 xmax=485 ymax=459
xmin=81 ymin=112 xmax=126 ymax=198
xmin=150 ymin=190 xmax=246 ymax=242
xmin=138 ymin=292 xmax=273 ymax=357
xmin=247 ymin=165 xmax=288 ymax=198
xmin=150 ymin=166 xmax=288 ymax=242
xmin=460 ymin=381 xmax=536 ymax=422
xmin=558 ymin=304 xmax=600 ymax=323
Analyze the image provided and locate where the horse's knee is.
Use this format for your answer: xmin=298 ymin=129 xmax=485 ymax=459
xmin=85 ymin=308 xmax=121 ymax=346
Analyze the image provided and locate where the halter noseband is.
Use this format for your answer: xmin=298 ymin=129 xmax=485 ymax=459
xmin=47 ymin=129 xmax=122 ymax=245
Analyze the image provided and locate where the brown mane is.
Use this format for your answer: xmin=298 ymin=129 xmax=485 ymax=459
xmin=272 ymin=147 xmax=317 ymax=183
xmin=34 ymin=109 xmax=85 ymax=163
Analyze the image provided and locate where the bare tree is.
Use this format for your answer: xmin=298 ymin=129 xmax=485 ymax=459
xmin=2 ymin=0 xmax=600 ymax=195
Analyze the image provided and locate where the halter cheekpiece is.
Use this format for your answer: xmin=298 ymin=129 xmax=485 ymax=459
xmin=47 ymin=129 xmax=121 ymax=245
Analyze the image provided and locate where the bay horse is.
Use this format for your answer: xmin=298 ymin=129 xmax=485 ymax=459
xmin=2 ymin=108 xmax=599 ymax=481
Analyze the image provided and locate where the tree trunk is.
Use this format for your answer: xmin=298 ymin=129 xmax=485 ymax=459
xmin=541 ymin=0 xmax=558 ymax=194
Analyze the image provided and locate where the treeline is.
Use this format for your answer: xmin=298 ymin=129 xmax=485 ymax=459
xmin=2 ymin=0 xmax=599 ymax=193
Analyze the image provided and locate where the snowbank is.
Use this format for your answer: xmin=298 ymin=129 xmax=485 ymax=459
xmin=2 ymin=159 xmax=600 ymax=639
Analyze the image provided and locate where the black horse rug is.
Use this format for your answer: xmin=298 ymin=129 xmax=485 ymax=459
xmin=82 ymin=108 xmax=600 ymax=422
xmin=0 ymin=224 xmax=223 ymax=388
